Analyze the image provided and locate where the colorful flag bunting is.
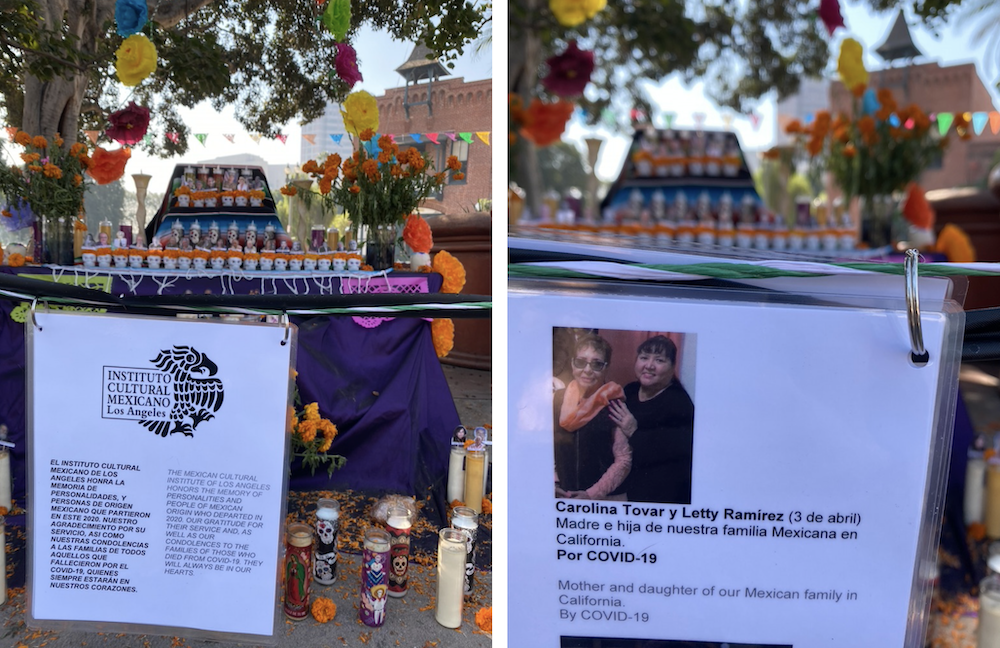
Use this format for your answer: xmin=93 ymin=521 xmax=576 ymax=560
xmin=662 ymin=112 xmax=676 ymax=129
xmin=936 ymin=112 xmax=954 ymax=136
xmin=330 ymin=134 xmax=344 ymax=144
xmin=804 ymin=113 xmax=814 ymax=125
xmin=722 ymin=114 xmax=734 ymax=129
xmin=426 ymin=132 xmax=439 ymax=144
xmin=223 ymin=134 xmax=235 ymax=143
xmin=302 ymin=134 xmax=316 ymax=144
xmin=692 ymin=112 xmax=706 ymax=128
xmin=601 ymin=109 xmax=617 ymax=127
xmin=973 ymin=112 xmax=989 ymax=136
xmin=574 ymin=107 xmax=586 ymax=121
xmin=458 ymin=132 xmax=473 ymax=144
xmin=142 ymin=134 xmax=153 ymax=146
xmin=476 ymin=131 xmax=490 ymax=145
xmin=194 ymin=133 xmax=208 ymax=146
xmin=86 ymin=130 xmax=100 ymax=145
xmin=446 ymin=132 xmax=457 ymax=141
xmin=888 ymin=114 xmax=900 ymax=127
xmin=276 ymin=133 xmax=288 ymax=144
xmin=904 ymin=118 xmax=915 ymax=130
xmin=4 ymin=126 xmax=16 ymax=141
xmin=249 ymin=134 xmax=262 ymax=144
xmin=749 ymin=113 xmax=761 ymax=131
xmin=410 ymin=133 xmax=423 ymax=143
xmin=991 ymin=112 xmax=1000 ymax=135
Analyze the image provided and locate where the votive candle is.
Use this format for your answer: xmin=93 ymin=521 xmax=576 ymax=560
xmin=434 ymin=527 xmax=468 ymax=628
xmin=447 ymin=446 xmax=465 ymax=503
xmin=464 ymin=449 xmax=485 ymax=514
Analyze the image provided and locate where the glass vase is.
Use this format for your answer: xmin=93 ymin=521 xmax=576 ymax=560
xmin=37 ymin=216 xmax=75 ymax=266
xmin=859 ymin=194 xmax=901 ymax=251
xmin=365 ymin=224 xmax=398 ymax=271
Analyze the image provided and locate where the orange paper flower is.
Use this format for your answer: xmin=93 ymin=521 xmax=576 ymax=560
xmin=431 ymin=318 xmax=454 ymax=359
xmin=521 ymin=98 xmax=574 ymax=147
xmin=402 ymin=214 xmax=433 ymax=253
xmin=433 ymin=250 xmax=466 ymax=294
xmin=87 ymin=146 xmax=131 ymax=185
xmin=901 ymin=183 xmax=934 ymax=230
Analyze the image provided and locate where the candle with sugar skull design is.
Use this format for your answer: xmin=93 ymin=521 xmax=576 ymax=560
xmin=313 ymin=498 xmax=340 ymax=584
xmin=385 ymin=504 xmax=414 ymax=597
xmin=450 ymin=505 xmax=479 ymax=597
xmin=359 ymin=528 xmax=391 ymax=627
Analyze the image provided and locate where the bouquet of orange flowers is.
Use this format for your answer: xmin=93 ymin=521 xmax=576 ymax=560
xmin=290 ymin=389 xmax=345 ymax=477
xmin=0 ymin=131 xmax=90 ymax=222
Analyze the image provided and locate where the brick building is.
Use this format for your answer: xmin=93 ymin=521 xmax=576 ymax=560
xmin=374 ymin=44 xmax=492 ymax=215
xmin=829 ymin=14 xmax=1000 ymax=191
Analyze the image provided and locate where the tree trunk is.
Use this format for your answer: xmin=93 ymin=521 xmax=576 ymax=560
xmin=509 ymin=0 xmax=544 ymax=221
xmin=20 ymin=0 xmax=215 ymax=141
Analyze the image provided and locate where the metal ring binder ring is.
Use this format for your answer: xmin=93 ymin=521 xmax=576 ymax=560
xmin=280 ymin=312 xmax=290 ymax=346
xmin=30 ymin=298 xmax=41 ymax=331
xmin=904 ymin=249 xmax=927 ymax=360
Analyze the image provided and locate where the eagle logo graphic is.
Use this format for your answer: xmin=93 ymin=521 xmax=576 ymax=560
xmin=138 ymin=345 xmax=224 ymax=437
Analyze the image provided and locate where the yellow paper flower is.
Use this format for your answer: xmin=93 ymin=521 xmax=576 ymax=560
xmin=115 ymin=34 xmax=157 ymax=86
xmin=431 ymin=318 xmax=454 ymax=359
xmin=549 ymin=0 xmax=606 ymax=27
xmin=340 ymin=90 xmax=379 ymax=136
xmin=432 ymin=250 xmax=466 ymax=294
xmin=837 ymin=38 xmax=868 ymax=94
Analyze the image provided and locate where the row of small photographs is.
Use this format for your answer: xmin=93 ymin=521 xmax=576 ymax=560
xmin=176 ymin=166 xmax=268 ymax=193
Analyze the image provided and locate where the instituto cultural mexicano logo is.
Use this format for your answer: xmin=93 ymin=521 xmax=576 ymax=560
xmin=102 ymin=345 xmax=225 ymax=437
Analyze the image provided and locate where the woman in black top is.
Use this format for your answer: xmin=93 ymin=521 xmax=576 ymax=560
xmin=609 ymin=335 xmax=694 ymax=504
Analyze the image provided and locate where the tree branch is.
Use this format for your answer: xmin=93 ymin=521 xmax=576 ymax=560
xmin=0 ymin=35 xmax=89 ymax=72
xmin=152 ymin=0 xmax=221 ymax=29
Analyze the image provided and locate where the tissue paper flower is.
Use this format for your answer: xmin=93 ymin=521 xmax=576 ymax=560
xmin=115 ymin=0 xmax=148 ymax=36
xmin=541 ymin=41 xmax=594 ymax=98
xmin=106 ymin=102 xmax=151 ymax=145
xmin=334 ymin=42 xmax=363 ymax=88
xmin=341 ymin=90 xmax=379 ymax=136
xmin=115 ymin=34 xmax=157 ymax=86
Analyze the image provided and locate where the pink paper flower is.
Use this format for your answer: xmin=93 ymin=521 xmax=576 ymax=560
xmin=541 ymin=41 xmax=594 ymax=98
xmin=818 ymin=0 xmax=845 ymax=36
xmin=106 ymin=101 xmax=150 ymax=146
xmin=334 ymin=42 xmax=363 ymax=89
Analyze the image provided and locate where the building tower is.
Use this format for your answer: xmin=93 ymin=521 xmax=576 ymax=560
xmin=395 ymin=42 xmax=449 ymax=119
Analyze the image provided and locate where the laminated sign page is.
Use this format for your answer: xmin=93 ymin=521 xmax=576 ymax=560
xmin=509 ymin=281 xmax=962 ymax=648
xmin=27 ymin=312 xmax=293 ymax=642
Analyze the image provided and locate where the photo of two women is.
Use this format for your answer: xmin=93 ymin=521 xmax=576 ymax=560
xmin=553 ymin=327 xmax=696 ymax=505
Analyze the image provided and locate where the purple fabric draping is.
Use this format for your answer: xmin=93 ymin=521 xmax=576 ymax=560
xmin=0 ymin=268 xmax=457 ymax=512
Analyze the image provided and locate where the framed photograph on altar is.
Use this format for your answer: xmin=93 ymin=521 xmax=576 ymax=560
xmin=553 ymin=327 xmax=696 ymax=505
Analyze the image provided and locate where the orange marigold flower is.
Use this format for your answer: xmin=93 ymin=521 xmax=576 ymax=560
xmin=297 ymin=419 xmax=319 ymax=444
xmin=969 ymin=522 xmax=987 ymax=542
xmin=842 ymin=143 xmax=857 ymax=158
xmin=20 ymin=152 xmax=40 ymax=163
xmin=452 ymin=172 xmax=465 ymax=181
xmin=349 ymin=185 xmax=360 ymax=194
xmin=475 ymin=607 xmax=492 ymax=633
xmin=850 ymin=84 xmax=866 ymax=98
xmin=377 ymin=151 xmax=393 ymax=164
xmin=361 ymin=159 xmax=378 ymax=176
xmin=431 ymin=318 xmax=454 ymax=359
xmin=311 ymin=597 xmax=337 ymax=623
xmin=27 ymin=164 xmax=42 ymax=173
xmin=877 ymin=88 xmax=897 ymax=112
xmin=761 ymin=147 xmax=781 ymax=160
xmin=358 ymin=128 xmax=375 ymax=142
xmin=7 ymin=252 xmax=25 ymax=267
xmin=14 ymin=131 xmax=30 ymax=146
xmin=73 ymin=174 xmax=83 ymax=186
xmin=317 ymin=436 xmax=333 ymax=453
xmin=78 ymin=153 xmax=91 ymax=169
xmin=319 ymin=177 xmax=331 ymax=194
xmin=410 ymin=156 xmax=426 ymax=172
xmin=446 ymin=155 xmax=462 ymax=171
xmin=31 ymin=135 xmax=48 ymax=148
xmin=70 ymin=142 xmax=87 ymax=157
xmin=433 ymin=249 xmax=466 ymax=294
xmin=390 ymin=165 xmax=403 ymax=177
xmin=784 ymin=119 xmax=803 ymax=135
xmin=43 ymin=163 xmax=63 ymax=179
xmin=280 ymin=185 xmax=298 ymax=196
xmin=377 ymin=135 xmax=394 ymax=151
xmin=325 ymin=153 xmax=342 ymax=170
xmin=806 ymin=137 xmax=824 ymax=157
xmin=53 ymin=133 xmax=64 ymax=147
xmin=302 ymin=159 xmax=321 ymax=174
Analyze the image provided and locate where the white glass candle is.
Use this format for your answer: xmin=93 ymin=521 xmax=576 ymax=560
xmin=967 ymin=451 xmax=987 ymax=525
xmin=0 ymin=515 xmax=5 ymax=605
xmin=435 ymin=528 xmax=468 ymax=628
xmin=0 ymin=448 xmax=10 ymax=510
xmin=447 ymin=446 xmax=466 ymax=503
xmin=450 ymin=506 xmax=478 ymax=596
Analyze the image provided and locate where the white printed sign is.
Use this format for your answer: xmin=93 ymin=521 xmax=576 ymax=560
xmin=28 ymin=312 xmax=294 ymax=642
xmin=509 ymin=284 xmax=961 ymax=648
